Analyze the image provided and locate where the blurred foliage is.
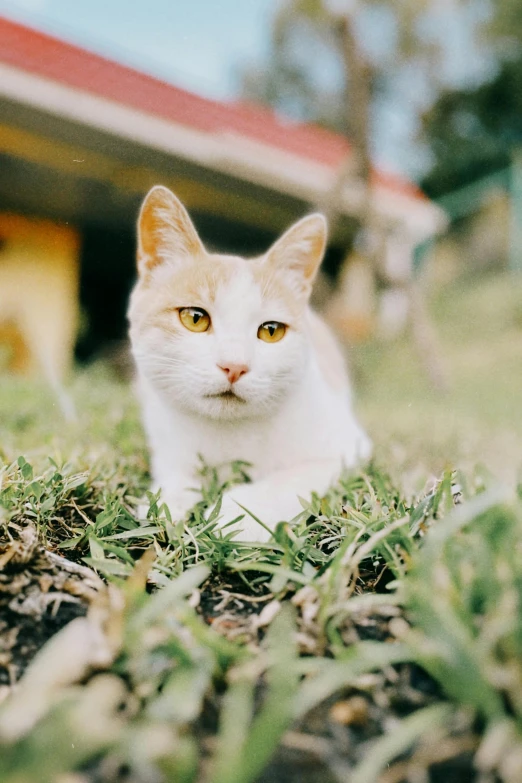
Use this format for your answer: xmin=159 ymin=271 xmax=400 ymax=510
xmin=240 ymin=0 xmax=522 ymax=191
xmin=241 ymin=1 xmax=483 ymax=124
xmin=241 ymin=3 xmax=345 ymax=132
xmin=422 ymin=54 xmax=522 ymax=198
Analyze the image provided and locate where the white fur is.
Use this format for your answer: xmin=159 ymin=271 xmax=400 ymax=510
xmin=129 ymin=188 xmax=371 ymax=542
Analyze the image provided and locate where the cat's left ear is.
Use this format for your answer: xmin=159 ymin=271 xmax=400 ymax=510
xmin=265 ymin=213 xmax=327 ymax=296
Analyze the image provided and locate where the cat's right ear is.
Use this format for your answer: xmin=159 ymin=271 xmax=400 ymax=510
xmin=137 ymin=186 xmax=204 ymax=277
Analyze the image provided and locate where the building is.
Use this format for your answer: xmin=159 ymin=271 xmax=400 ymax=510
xmin=0 ymin=14 xmax=446 ymax=370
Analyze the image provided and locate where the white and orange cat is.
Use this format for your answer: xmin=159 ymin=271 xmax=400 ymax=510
xmin=128 ymin=186 xmax=371 ymax=541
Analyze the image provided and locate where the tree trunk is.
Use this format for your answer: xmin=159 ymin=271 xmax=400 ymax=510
xmin=338 ymin=14 xmax=373 ymax=196
xmin=318 ymin=12 xmax=373 ymax=228
xmin=321 ymin=11 xmax=378 ymax=343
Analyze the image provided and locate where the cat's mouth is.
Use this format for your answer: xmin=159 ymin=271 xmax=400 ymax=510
xmin=205 ymin=390 xmax=246 ymax=403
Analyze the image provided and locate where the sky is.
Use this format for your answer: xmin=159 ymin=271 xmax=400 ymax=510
xmin=0 ymin=0 xmax=275 ymax=99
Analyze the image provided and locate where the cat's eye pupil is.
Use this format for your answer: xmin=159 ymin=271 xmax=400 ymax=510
xmin=179 ymin=307 xmax=211 ymax=333
xmin=257 ymin=320 xmax=286 ymax=343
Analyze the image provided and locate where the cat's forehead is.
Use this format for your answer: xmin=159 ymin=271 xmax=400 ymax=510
xmin=161 ymin=252 xmax=302 ymax=318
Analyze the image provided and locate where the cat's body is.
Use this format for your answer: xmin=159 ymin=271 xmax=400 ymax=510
xmin=129 ymin=186 xmax=371 ymax=541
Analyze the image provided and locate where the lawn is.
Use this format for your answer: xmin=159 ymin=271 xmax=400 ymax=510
xmin=356 ymin=270 xmax=522 ymax=485
xmin=0 ymin=270 xmax=521 ymax=783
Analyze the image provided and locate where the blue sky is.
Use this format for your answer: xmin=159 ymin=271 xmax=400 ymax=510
xmin=0 ymin=0 xmax=275 ymax=99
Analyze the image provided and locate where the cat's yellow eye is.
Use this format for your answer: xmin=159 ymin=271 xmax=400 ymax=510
xmin=179 ymin=307 xmax=211 ymax=333
xmin=257 ymin=321 xmax=286 ymax=343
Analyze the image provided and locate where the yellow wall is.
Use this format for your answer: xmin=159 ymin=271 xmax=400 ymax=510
xmin=0 ymin=213 xmax=80 ymax=383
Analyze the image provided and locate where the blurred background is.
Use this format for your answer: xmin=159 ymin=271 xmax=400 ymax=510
xmin=0 ymin=0 xmax=521 ymax=484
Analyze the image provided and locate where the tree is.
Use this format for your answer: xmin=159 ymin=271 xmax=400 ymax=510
xmin=240 ymin=3 xmax=439 ymax=320
xmin=240 ymin=1 xmax=522 ymax=386
xmin=242 ymin=1 xmax=522 ymax=211
xmin=243 ymin=1 xmax=376 ymax=227
xmin=422 ymin=54 xmax=522 ymax=199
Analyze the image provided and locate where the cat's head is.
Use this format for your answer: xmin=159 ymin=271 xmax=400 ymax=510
xmin=128 ymin=186 xmax=327 ymax=420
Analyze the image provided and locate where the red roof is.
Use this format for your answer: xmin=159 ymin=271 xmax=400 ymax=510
xmin=0 ymin=15 xmax=424 ymax=200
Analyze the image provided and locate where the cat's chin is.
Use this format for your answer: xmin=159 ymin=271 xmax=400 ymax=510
xmin=146 ymin=382 xmax=251 ymax=420
xmin=204 ymin=389 xmax=246 ymax=403
xmin=190 ymin=393 xmax=260 ymax=421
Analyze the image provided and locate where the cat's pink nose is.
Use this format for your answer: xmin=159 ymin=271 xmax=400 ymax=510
xmin=218 ymin=363 xmax=249 ymax=384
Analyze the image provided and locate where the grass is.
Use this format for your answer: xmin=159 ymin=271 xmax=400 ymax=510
xmin=0 ymin=270 xmax=522 ymax=782
xmin=355 ymin=270 xmax=522 ymax=486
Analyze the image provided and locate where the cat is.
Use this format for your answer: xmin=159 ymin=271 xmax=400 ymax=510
xmin=128 ymin=186 xmax=371 ymax=542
